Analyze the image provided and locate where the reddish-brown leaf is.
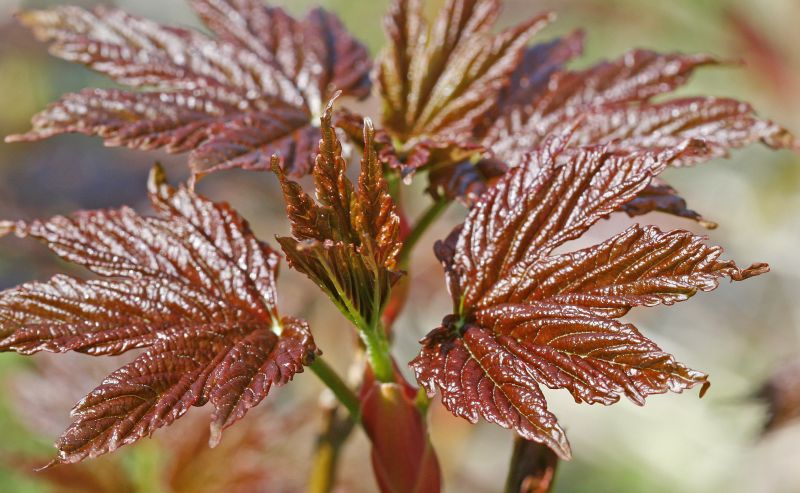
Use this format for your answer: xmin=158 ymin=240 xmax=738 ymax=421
xmin=483 ymin=50 xmax=720 ymax=157
xmin=488 ymin=96 xmax=798 ymax=167
xmin=411 ymin=137 xmax=767 ymax=459
xmin=474 ymin=49 xmax=798 ymax=224
xmin=623 ymin=178 xmax=717 ymax=229
xmin=377 ymin=0 xmax=552 ymax=146
xmin=275 ymin=99 xmax=402 ymax=327
xmin=6 ymin=2 xmax=371 ymax=179
xmin=478 ymin=29 xmax=585 ymax=137
xmin=7 ymin=355 xmax=310 ymax=493
xmin=0 ymin=166 xmax=317 ymax=464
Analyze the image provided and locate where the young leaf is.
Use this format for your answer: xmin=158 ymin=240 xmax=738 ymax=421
xmin=478 ymin=29 xmax=585 ymax=137
xmin=425 ymin=41 xmax=796 ymax=221
xmin=0 ymin=165 xmax=318 ymax=464
xmin=410 ymin=138 xmax=767 ymax=459
xmin=377 ymin=0 xmax=552 ymax=147
xmin=274 ymin=99 xmax=402 ymax=329
xmin=7 ymin=1 xmax=371 ymax=179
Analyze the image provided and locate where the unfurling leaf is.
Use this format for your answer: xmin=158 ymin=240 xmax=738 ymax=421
xmin=377 ymin=0 xmax=552 ymax=150
xmin=335 ymin=107 xmax=482 ymax=179
xmin=0 ymin=165 xmax=318 ymax=464
xmin=275 ymin=99 xmax=402 ymax=328
xmin=411 ymin=137 xmax=767 ymax=459
xmin=7 ymin=0 xmax=371 ymax=179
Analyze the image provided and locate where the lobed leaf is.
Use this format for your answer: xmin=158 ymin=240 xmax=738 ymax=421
xmin=472 ymin=49 xmax=798 ymax=224
xmin=411 ymin=138 xmax=767 ymax=458
xmin=0 ymin=166 xmax=317 ymax=464
xmin=487 ymin=96 xmax=799 ymax=168
xmin=377 ymin=0 xmax=552 ymax=147
xmin=7 ymin=1 xmax=371 ymax=179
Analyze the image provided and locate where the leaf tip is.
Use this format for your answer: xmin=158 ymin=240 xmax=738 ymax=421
xmin=34 ymin=459 xmax=59 ymax=472
xmin=699 ymin=218 xmax=719 ymax=230
xmin=321 ymin=90 xmax=343 ymax=125
xmin=208 ymin=421 xmax=223 ymax=449
xmin=699 ymin=380 xmax=711 ymax=398
xmin=269 ymin=155 xmax=283 ymax=175
xmin=737 ymin=262 xmax=770 ymax=280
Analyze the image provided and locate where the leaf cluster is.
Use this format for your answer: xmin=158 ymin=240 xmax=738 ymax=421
xmin=0 ymin=0 xmax=797 ymax=488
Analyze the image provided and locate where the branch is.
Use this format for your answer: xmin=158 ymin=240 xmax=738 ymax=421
xmin=308 ymin=404 xmax=356 ymax=493
xmin=504 ymin=437 xmax=559 ymax=493
xmin=398 ymin=198 xmax=450 ymax=267
xmin=309 ymin=358 xmax=360 ymax=420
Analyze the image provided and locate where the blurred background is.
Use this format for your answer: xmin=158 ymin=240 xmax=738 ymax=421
xmin=0 ymin=0 xmax=799 ymax=491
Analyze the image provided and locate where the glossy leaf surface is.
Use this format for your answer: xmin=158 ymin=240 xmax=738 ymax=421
xmin=377 ymin=0 xmax=551 ymax=148
xmin=411 ymin=137 xmax=767 ymax=458
xmin=0 ymin=166 xmax=317 ymax=464
xmin=7 ymin=1 xmax=371 ymax=179
xmin=437 ymin=46 xmax=798 ymax=220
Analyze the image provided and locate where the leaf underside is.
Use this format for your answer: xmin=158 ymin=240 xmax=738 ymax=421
xmin=0 ymin=166 xmax=317 ymax=464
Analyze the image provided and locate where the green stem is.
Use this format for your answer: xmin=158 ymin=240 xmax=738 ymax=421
xmin=362 ymin=326 xmax=395 ymax=383
xmin=309 ymin=358 xmax=360 ymax=420
xmin=399 ymin=198 xmax=450 ymax=267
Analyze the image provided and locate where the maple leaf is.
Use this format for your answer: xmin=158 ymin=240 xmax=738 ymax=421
xmin=410 ymin=136 xmax=768 ymax=459
xmin=376 ymin=0 xmax=552 ymax=173
xmin=424 ymin=37 xmax=797 ymax=218
xmin=473 ymin=50 xmax=799 ymax=221
xmin=274 ymin=98 xmax=402 ymax=329
xmin=6 ymin=0 xmax=371 ymax=179
xmin=335 ymin=107 xmax=481 ymax=179
xmin=0 ymin=165 xmax=318 ymax=464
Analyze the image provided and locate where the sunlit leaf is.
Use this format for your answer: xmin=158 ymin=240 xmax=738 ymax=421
xmin=0 ymin=165 xmax=317 ymax=464
xmin=411 ymin=137 xmax=767 ymax=458
xmin=7 ymin=1 xmax=371 ymax=179
xmin=274 ymin=98 xmax=402 ymax=327
xmin=378 ymin=0 xmax=551 ymax=147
